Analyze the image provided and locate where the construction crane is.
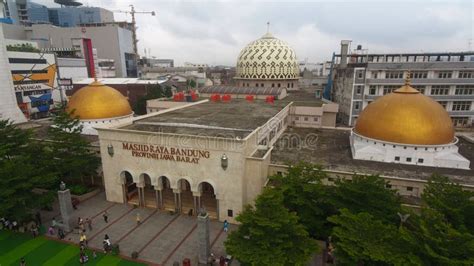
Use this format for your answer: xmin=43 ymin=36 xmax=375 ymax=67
xmin=114 ymin=5 xmax=156 ymax=59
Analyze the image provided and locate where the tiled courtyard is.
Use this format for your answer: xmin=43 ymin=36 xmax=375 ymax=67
xmin=42 ymin=192 xmax=233 ymax=265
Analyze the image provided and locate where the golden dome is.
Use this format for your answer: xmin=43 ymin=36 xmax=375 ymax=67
xmin=67 ymin=80 xmax=133 ymax=120
xmin=354 ymin=83 xmax=454 ymax=145
xmin=235 ymin=32 xmax=299 ymax=80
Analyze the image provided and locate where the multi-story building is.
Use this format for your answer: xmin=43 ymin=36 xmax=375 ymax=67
xmin=330 ymin=41 xmax=474 ymax=127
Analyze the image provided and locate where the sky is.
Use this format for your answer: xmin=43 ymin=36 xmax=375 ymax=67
xmin=35 ymin=0 xmax=473 ymax=66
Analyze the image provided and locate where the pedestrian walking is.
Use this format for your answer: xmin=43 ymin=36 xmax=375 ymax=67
xmin=136 ymin=213 xmax=141 ymax=225
xmin=223 ymin=220 xmax=229 ymax=233
xmin=12 ymin=220 xmax=18 ymax=232
xmin=31 ymin=224 xmax=38 ymax=238
xmin=103 ymin=211 xmax=108 ymax=223
xmin=86 ymin=218 xmax=92 ymax=231
xmin=103 ymin=234 xmax=111 ymax=253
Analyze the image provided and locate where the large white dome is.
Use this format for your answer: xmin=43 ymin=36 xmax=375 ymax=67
xmin=235 ymin=32 xmax=299 ymax=80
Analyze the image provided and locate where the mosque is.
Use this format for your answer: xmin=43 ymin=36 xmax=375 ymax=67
xmin=65 ymin=30 xmax=472 ymax=223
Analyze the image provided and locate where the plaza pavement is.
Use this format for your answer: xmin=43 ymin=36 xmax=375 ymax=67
xmin=42 ymin=192 xmax=233 ymax=266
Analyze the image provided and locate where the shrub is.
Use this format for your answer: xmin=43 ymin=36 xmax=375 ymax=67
xmin=111 ymin=244 xmax=120 ymax=256
xmin=69 ymin=184 xmax=92 ymax=195
xmin=131 ymin=251 xmax=139 ymax=259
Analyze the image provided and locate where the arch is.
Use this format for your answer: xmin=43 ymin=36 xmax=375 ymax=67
xmin=120 ymin=170 xmax=133 ymax=185
xmin=197 ymin=181 xmax=218 ymax=219
xmin=121 ymin=171 xmax=138 ymax=205
xmin=177 ymin=178 xmax=194 ymax=215
xmin=140 ymin=173 xmax=156 ymax=208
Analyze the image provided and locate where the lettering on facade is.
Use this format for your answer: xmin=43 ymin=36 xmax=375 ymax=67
xmin=14 ymin=84 xmax=44 ymax=91
xmin=122 ymin=142 xmax=210 ymax=164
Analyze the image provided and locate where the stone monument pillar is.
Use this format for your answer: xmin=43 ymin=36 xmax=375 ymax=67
xmin=58 ymin=186 xmax=75 ymax=232
xmin=197 ymin=211 xmax=211 ymax=265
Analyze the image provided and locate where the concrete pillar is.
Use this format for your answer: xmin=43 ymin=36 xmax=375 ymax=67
xmin=197 ymin=212 xmax=211 ymax=264
xmin=58 ymin=189 xmax=75 ymax=232
xmin=122 ymin=184 xmax=127 ymax=204
xmin=193 ymin=191 xmax=202 ymax=216
xmin=155 ymin=190 xmax=159 ymax=209
xmin=137 ymin=187 xmax=143 ymax=207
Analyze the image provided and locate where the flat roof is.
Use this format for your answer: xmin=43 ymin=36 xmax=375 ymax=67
xmin=121 ymin=99 xmax=289 ymax=139
xmin=271 ymin=128 xmax=474 ymax=185
xmin=282 ymin=91 xmax=325 ymax=107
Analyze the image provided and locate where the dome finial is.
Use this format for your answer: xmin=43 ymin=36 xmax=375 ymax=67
xmin=267 ymin=21 xmax=270 ymax=34
xmin=405 ymin=71 xmax=411 ymax=86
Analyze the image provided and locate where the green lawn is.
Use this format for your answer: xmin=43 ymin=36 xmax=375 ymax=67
xmin=0 ymin=230 xmax=146 ymax=266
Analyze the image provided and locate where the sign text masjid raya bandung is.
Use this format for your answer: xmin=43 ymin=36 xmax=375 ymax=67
xmin=122 ymin=142 xmax=210 ymax=164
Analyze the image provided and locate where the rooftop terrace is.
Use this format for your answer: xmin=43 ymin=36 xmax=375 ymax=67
xmin=121 ymin=99 xmax=289 ymax=138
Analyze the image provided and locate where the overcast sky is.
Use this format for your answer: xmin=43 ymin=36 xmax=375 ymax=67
xmin=35 ymin=0 xmax=473 ymax=66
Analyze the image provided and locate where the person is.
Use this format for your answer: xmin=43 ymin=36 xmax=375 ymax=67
xmin=20 ymin=257 xmax=26 ymax=266
xmin=12 ymin=220 xmax=18 ymax=232
xmin=136 ymin=213 xmax=141 ymax=225
xmin=48 ymin=226 xmax=55 ymax=235
xmin=103 ymin=211 xmax=108 ymax=223
xmin=86 ymin=218 xmax=92 ymax=231
xmin=58 ymin=228 xmax=65 ymax=240
xmin=79 ymin=232 xmax=87 ymax=246
xmin=219 ymin=256 xmax=226 ymax=266
xmin=223 ymin=220 xmax=229 ymax=233
xmin=78 ymin=217 xmax=84 ymax=231
xmin=31 ymin=224 xmax=38 ymax=238
xmin=103 ymin=234 xmax=111 ymax=253
xmin=52 ymin=218 xmax=57 ymax=229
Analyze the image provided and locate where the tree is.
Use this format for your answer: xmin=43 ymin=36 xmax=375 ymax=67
xmin=164 ymin=86 xmax=173 ymax=98
xmin=0 ymin=120 xmax=57 ymax=221
xmin=401 ymin=208 xmax=474 ymax=265
xmin=270 ymin=162 xmax=336 ymax=238
xmin=225 ymin=188 xmax=317 ymax=266
xmin=188 ymin=79 xmax=196 ymax=88
xmin=330 ymin=175 xmax=401 ymax=225
xmin=328 ymin=209 xmax=420 ymax=265
xmin=422 ymin=174 xmax=474 ymax=232
xmin=48 ymin=107 xmax=99 ymax=185
xmin=133 ymin=84 xmax=164 ymax=115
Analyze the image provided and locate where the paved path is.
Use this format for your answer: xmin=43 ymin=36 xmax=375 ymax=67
xmin=42 ymin=192 xmax=233 ymax=265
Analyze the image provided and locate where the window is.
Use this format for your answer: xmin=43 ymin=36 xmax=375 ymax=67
xmin=452 ymin=117 xmax=469 ymax=127
xmin=261 ymin=83 xmax=264 ymax=87
xmin=383 ymin=85 xmax=397 ymax=95
xmin=228 ymin=209 xmax=233 ymax=217
xmin=410 ymin=71 xmax=428 ymax=79
xmin=313 ymin=117 xmax=318 ymax=122
xmin=295 ymin=117 xmax=299 ymax=121
xmin=458 ymin=71 xmax=474 ymax=79
xmin=385 ymin=71 xmax=404 ymax=79
xmin=278 ymin=83 xmax=281 ymax=87
xmin=256 ymin=83 xmax=259 ymax=87
xmin=371 ymin=72 xmax=378 ymax=79
xmin=418 ymin=158 xmax=424 ymax=163
xmin=356 ymin=70 xmax=364 ymax=79
xmin=354 ymin=102 xmax=361 ymax=110
xmin=431 ymin=86 xmax=450 ymax=95
xmin=386 ymin=184 xmax=392 ymax=189
xmin=455 ymin=85 xmax=474 ymax=95
xmin=272 ymin=83 xmax=275 ymax=87
xmin=406 ymin=186 xmax=413 ymax=191
xmin=369 ymin=86 xmax=377 ymax=95
xmin=328 ymin=177 xmax=335 ymax=182
xmin=277 ymin=171 xmax=282 ymax=176
xmin=395 ymin=156 xmax=400 ymax=161
xmin=406 ymin=157 xmax=412 ymax=162
xmin=304 ymin=117 xmax=309 ymax=121
xmin=437 ymin=101 xmax=448 ymax=109
xmin=355 ymin=85 xmax=363 ymax=94
xmin=452 ymin=101 xmax=471 ymax=111
xmin=437 ymin=71 xmax=452 ymax=79
xmin=412 ymin=85 xmax=425 ymax=94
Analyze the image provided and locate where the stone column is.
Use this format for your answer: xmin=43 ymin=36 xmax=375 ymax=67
xmin=137 ymin=187 xmax=143 ymax=207
xmin=197 ymin=211 xmax=211 ymax=265
xmin=155 ymin=190 xmax=159 ymax=209
xmin=58 ymin=189 xmax=75 ymax=232
xmin=192 ymin=191 xmax=202 ymax=216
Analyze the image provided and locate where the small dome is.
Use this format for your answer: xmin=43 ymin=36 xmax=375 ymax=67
xmin=354 ymin=83 xmax=455 ymax=145
xmin=67 ymin=80 xmax=133 ymax=120
xmin=235 ymin=32 xmax=299 ymax=80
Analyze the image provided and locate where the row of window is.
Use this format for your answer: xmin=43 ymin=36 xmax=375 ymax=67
xmin=367 ymin=71 xmax=474 ymax=79
xmin=294 ymin=116 xmax=319 ymax=122
xmin=364 ymin=85 xmax=474 ymax=96
xmin=356 ymin=99 xmax=471 ymax=111
xmin=243 ymin=82 xmax=295 ymax=88
xmin=394 ymin=156 xmax=424 ymax=164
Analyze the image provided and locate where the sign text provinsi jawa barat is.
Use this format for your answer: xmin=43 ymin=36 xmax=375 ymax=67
xmin=122 ymin=142 xmax=210 ymax=164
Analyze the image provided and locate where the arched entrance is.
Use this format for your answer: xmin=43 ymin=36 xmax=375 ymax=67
xmin=121 ymin=171 xmax=138 ymax=205
xmin=198 ymin=182 xmax=218 ymax=219
xmin=160 ymin=176 xmax=175 ymax=211
xmin=142 ymin=174 xmax=157 ymax=208
xmin=178 ymin=179 xmax=193 ymax=215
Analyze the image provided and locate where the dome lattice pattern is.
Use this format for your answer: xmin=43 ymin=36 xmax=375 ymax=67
xmin=235 ymin=33 xmax=299 ymax=80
